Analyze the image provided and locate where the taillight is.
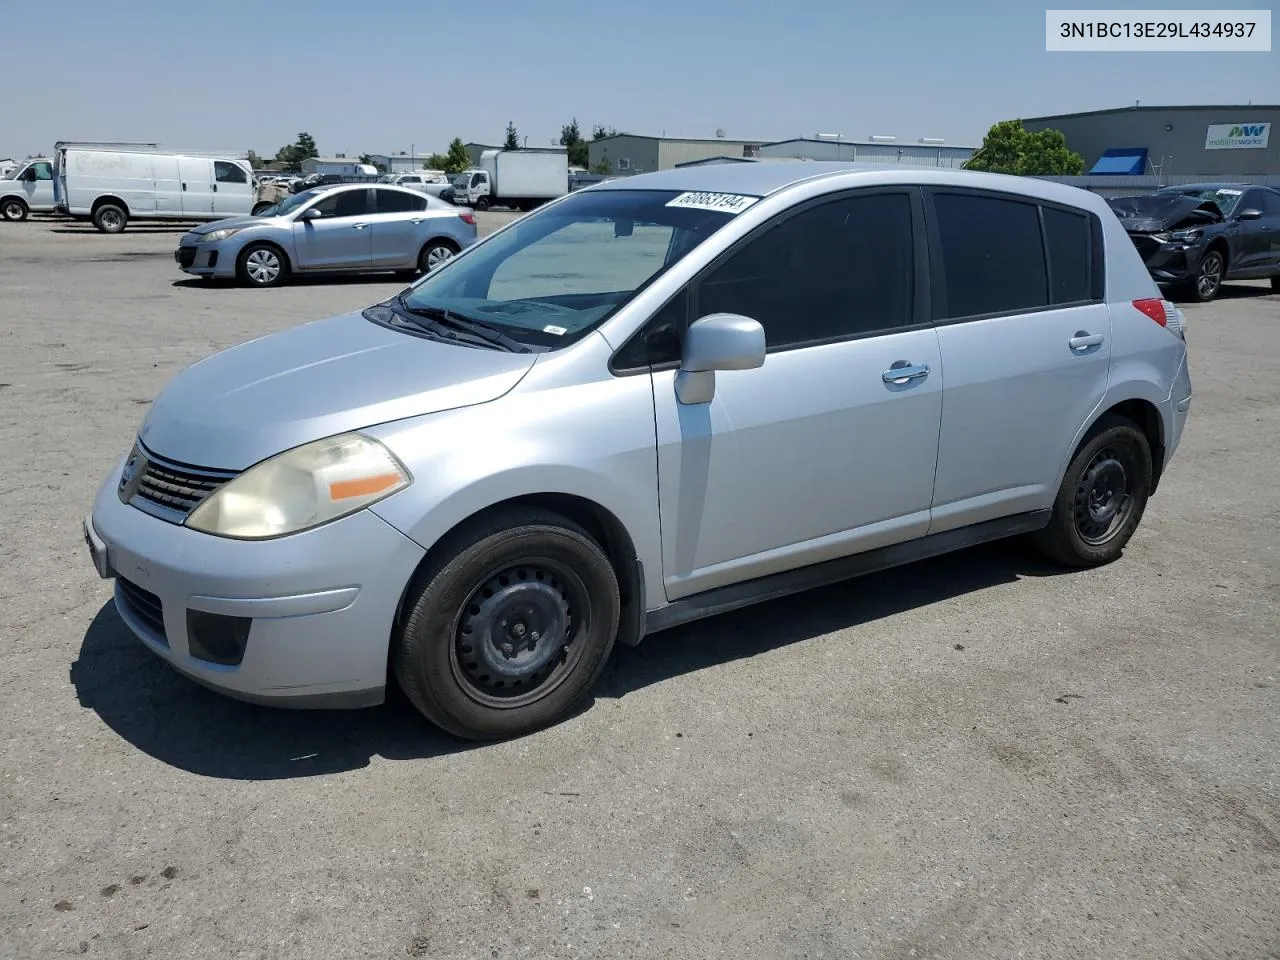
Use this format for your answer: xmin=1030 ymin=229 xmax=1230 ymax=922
xmin=1132 ymin=298 xmax=1167 ymax=325
xmin=458 ymin=212 xmax=476 ymax=226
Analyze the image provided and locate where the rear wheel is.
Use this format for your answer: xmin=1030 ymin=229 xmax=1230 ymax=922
xmin=1033 ymin=415 xmax=1152 ymax=568
xmin=1187 ymin=249 xmax=1224 ymax=302
xmin=93 ymin=204 xmax=127 ymax=233
xmin=474 ymin=197 xmax=490 ymax=212
xmin=393 ymin=507 xmax=621 ymax=740
xmin=418 ymin=239 xmax=458 ymax=273
xmin=236 ymin=243 xmax=287 ymax=287
xmin=2 ymin=198 xmax=28 ymax=221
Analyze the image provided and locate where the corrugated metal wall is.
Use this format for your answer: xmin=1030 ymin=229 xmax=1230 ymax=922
xmin=758 ymin=140 xmax=974 ymax=167
xmin=657 ymin=140 xmax=755 ymax=168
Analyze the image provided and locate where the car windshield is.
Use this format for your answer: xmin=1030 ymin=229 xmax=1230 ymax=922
xmin=452 ymin=174 xmax=470 ymax=188
xmin=378 ymin=174 xmax=396 ymax=183
xmin=397 ymin=188 xmax=747 ymax=348
xmin=1162 ymin=187 xmax=1245 ymax=215
xmin=272 ymin=189 xmax=322 ymax=217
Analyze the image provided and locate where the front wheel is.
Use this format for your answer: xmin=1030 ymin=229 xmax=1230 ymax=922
xmin=473 ymin=197 xmax=490 ymax=212
xmin=1032 ymin=415 xmax=1152 ymax=568
xmin=236 ymin=243 xmax=287 ymax=287
xmin=1187 ymin=249 xmax=1224 ymax=302
xmin=393 ymin=508 xmax=621 ymax=740
xmin=2 ymin=198 xmax=29 ymax=221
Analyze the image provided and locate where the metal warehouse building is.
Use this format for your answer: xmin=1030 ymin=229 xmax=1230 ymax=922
xmin=758 ymin=137 xmax=975 ymax=167
xmin=589 ymin=135 xmax=766 ymax=175
xmin=1022 ymin=105 xmax=1279 ymax=177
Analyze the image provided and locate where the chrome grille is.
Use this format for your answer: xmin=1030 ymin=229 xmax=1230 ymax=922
xmin=122 ymin=443 xmax=239 ymax=523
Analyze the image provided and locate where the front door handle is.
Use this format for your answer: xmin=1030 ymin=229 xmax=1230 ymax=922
xmin=409 ymin=218 xmax=426 ymax=224
xmin=882 ymin=362 xmax=930 ymax=384
xmin=352 ymin=222 xmax=369 ymax=230
xmin=1069 ymin=332 xmax=1105 ymax=350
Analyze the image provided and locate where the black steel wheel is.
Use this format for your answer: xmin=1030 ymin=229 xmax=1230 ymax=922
xmin=394 ymin=507 xmax=620 ymax=740
xmin=1188 ymin=249 xmax=1224 ymax=302
xmin=1033 ymin=415 xmax=1152 ymax=568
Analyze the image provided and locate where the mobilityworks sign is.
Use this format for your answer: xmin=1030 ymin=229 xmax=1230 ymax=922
xmin=1204 ymin=122 xmax=1271 ymax=150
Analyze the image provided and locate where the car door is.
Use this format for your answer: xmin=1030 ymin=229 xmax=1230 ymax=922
xmin=26 ymin=161 xmax=56 ymax=209
xmin=1228 ymin=189 xmax=1279 ymax=274
xmin=368 ymin=188 xmax=428 ymax=267
xmin=1259 ymin=190 xmax=1280 ymax=271
xmin=212 ymin=160 xmax=254 ymax=216
xmin=924 ymin=188 xmax=1112 ymax=534
xmin=291 ymin=188 xmax=373 ymax=270
xmin=178 ymin=157 xmax=213 ymax=216
xmin=647 ymin=188 xmax=944 ymax=600
xmin=152 ymin=155 xmax=181 ymax=214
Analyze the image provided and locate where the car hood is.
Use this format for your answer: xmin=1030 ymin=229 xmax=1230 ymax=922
xmin=1107 ymin=194 xmax=1224 ymax=233
xmin=188 ymin=215 xmax=274 ymax=235
xmin=137 ymin=309 xmax=537 ymax=470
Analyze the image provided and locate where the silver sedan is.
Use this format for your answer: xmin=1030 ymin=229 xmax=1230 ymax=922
xmin=174 ymin=183 xmax=478 ymax=288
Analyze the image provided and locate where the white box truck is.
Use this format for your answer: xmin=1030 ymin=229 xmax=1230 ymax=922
xmin=452 ymin=148 xmax=568 ymax=212
xmin=54 ymin=142 xmax=257 ymax=233
xmin=0 ymin=157 xmax=56 ymax=221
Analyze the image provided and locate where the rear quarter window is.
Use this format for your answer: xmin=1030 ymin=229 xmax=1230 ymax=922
xmin=1042 ymin=206 xmax=1092 ymax=304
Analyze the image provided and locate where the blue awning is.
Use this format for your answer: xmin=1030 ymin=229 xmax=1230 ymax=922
xmin=1089 ymin=148 xmax=1148 ymax=175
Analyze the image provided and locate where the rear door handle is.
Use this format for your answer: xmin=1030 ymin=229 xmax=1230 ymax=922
xmin=409 ymin=218 xmax=426 ymax=224
xmin=882 ymin=362 xmax=930 ymax=384
xmin=352 ymin=222 xmax=368 ymax=230
xmin=1069 ymin=333 xmax=1105 ymax=350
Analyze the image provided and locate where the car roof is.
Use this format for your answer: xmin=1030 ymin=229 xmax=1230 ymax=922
xmin=590 ymin=161 xmax=1114 ymax=210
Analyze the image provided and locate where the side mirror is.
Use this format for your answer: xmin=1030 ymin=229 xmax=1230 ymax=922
xmin=299 ymin=207 xmax=324 ymax=220
xmin=675 ymin=313 xmax=765 ymax=405
xmin=1235 ymin=207 xmax=1262 ymax=221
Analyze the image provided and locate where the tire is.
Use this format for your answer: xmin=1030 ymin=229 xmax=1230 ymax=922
xmin=2 ymin=197 xmax=29 ymax=222
xmin=474 ymin=197 xmax=490 ymax=212
xmin=93 ymin=203 xmax=127 ymax=233
xmin=393 ymin=507 xmax=621 ymax=740
xmin=236 ymin=243 xmax=287 ymax=287
xmin=1033 ymin=415 xmax=1153 ymax=568
xmin=1186 ymin=248 xmax=1224 ymax=302
xmin=418 ymin=239 xmax=458 ymax=273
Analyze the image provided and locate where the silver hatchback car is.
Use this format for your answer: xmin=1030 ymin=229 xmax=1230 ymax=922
xmin=174 ymin=183 xmax=477 ymax=287
xmin=88 ymin=163 xmax=1192 ymax=740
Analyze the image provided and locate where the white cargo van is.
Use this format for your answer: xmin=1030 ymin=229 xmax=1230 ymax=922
xmin=54 ymin=142 xmax=256 ymax=233
xmin=0 ymin=157 xmax=56 ymax=221
xmin=452 ymin=148 xmax=568 ymax=211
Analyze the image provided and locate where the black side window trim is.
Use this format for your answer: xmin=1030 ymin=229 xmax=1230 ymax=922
xmin=923 ymin=186 xmax=1105 ymax=325
xmin=608 ymin=285 xmax=690 ymax=377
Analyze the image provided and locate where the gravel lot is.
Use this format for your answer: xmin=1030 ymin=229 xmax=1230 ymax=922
xmin=1 ymin=214 xmax=1277 ymax=960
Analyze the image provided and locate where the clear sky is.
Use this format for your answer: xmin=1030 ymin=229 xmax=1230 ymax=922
xmin=4 ymin=0 xmax=1276 ymax=159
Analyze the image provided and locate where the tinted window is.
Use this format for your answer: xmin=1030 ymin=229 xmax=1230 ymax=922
xmin=312 ymin=189 xmax=371 ymax=218
xmin=376 ymin=189 xmax=426 ymax=214
xmin=1042 ymin=206 xmax=1092 ymax=304
xmin=214 ymin=161 xmax=248 ymax=184
xmin=1261 ymin=190 xmax=1280 ymax=216
xmin=933 ymin=193 xmax=1047 ymax=319
xmin=698 ymin=192 xmax=914 ymax=349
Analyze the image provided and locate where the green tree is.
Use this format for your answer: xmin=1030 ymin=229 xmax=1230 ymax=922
xmin=423 ymin=153 xmax=450 ymax=170
xmin=273 ymin=132 xmax=320 ymax=173
xmin=964 ymin=120 xmax=1084 ymax=176
xmin=590 ymin=158 xmax=613 ymax=175
xmin=443 ymin=138 xmax=471 ymax=174
xmin=591 ymin=124 xmax=617 ymax=141
xmin=504 ymin=122 xmax=521 ymax=150
xmin=560 ymin=118 xmax=588 ymax=168
xmin=1016 ymin=127 xmax=1085 ymax=175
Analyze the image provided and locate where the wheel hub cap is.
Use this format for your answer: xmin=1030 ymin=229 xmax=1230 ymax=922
xmin=457 ymin=567 xmax=573 ymax=694
xmin=1073 ymin=448 xmax=1134 ymax=545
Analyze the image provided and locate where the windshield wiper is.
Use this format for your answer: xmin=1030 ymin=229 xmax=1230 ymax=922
xmin=394 ymin=295 xmax=531 ymax=353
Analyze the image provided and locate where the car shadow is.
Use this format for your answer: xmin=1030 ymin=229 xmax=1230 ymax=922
xmin=72 ymin=540 xmax=1067 ymax=780
xmin=50 ymin=225 xmax=191 ymax=235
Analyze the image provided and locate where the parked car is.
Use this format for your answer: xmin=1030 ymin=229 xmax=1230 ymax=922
xmin=0 ymin=157 xmax=56 ymax=220
xmin=173 ymin=183 xmax=476 ymax=287
xmin=86 ymin=163 xmax=1191 ymax=740
xmin=54 ymin=142 xmax=256 ymax=232
xmin=1108 ymin=182 xmax=1280 ymax=301
xmin=378 ymin=172 xmax=455 ymax=200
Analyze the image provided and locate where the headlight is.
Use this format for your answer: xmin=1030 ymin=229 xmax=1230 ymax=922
xmin=186 ymin=433 xmax=410 ymax=539
xmin=201 ymin=227 xmax=244 ymax=243
xmin=1170 ymin=229 xmax=1203 ymax=244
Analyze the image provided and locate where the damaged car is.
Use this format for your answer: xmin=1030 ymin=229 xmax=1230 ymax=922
xmin=1108 ymin=183 xmax=1280 ymax=302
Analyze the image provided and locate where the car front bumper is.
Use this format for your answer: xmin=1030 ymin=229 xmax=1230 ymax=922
xmin=1128 ymin=233 xmax=1211 ymax=283
xmin=86 ymin=456 xmax=425 ymax=708
xmin=175 ymin=235 xmax=240 ymax=278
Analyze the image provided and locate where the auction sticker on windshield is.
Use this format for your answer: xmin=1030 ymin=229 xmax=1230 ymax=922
xmin=666 ymin=192 xmax=760 ymax=214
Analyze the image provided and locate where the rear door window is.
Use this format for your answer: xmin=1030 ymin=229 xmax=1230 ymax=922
xmin=931 ymin=192 xmax=1048 ymax=319
xmin=376 ymin=189 xmax=427 ymax=214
